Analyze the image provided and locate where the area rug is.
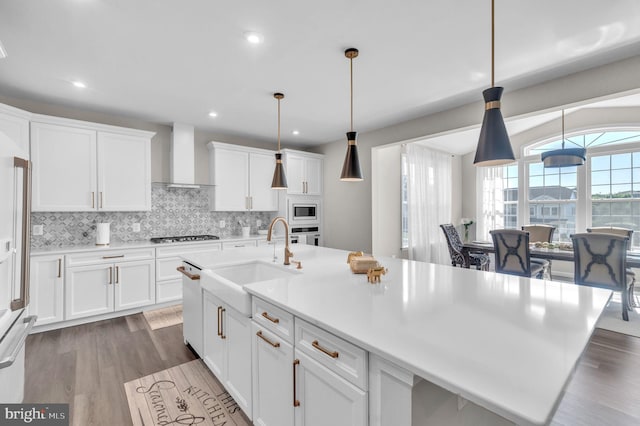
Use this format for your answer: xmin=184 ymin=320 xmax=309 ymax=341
xmin=596 ymin=292 xmax=640 ymax=338
xmin=124 ymin=359 xmax=250 ymax=426
xmin=143 ymin=305 xmax=183 ymax=330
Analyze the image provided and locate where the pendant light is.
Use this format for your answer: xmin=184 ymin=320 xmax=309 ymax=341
xmin=473 ymin=0 xmax=515 ymax=167
xmin=541 ymin=110 xmax=586 ymax=168
xmin=340 ymin=48 xmax=363 ymax=181
xmin=271 ymin=92 xmax=288 ymax=189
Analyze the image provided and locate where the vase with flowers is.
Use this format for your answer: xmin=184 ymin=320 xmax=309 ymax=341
xmin=461 ymin=218 xmax=474 ymax=243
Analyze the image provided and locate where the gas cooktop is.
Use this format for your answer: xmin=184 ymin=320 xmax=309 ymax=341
xmin=150 ymin=235 xmax=220 ymax=244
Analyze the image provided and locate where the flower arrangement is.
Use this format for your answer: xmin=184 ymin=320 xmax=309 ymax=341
xmin=461 ymin=218 xmax=474 ymax=242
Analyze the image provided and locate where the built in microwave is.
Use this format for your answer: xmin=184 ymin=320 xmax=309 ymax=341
xmin=289 ymin=200 xmax=319 ymax=223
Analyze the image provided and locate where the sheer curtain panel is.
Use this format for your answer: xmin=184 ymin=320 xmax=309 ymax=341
xmin=406 ymin=144 xmax=451 ymax=264
xmin=476 ymin=166 xmax=505 ymax=241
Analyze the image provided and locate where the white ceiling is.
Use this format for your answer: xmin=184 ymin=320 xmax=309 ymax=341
xmin=1 ymin=0 xmax=640 ymax=148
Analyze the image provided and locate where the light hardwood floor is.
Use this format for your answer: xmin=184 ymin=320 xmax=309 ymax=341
xmin=24 ymin=314 xmax=640 ymax=425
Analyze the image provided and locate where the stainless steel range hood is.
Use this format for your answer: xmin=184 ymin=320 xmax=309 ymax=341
xmin=154 ymin=123 xmax=211 ymax=189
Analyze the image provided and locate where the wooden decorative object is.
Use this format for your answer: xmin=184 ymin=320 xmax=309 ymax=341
xmin=350 ymin=256 xmax=379 ymax=274
xmin=367 ymin=266 xmax=387 ymax=284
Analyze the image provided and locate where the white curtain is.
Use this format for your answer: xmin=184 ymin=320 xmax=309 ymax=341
xmin=476 ymin=166 xmax=504 ymax=241
xmin=406 ymin=144 xmax=451 ymax=264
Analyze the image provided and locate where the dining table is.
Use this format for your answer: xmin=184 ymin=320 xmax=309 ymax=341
xmin=462 ymin=241 xmax=640 ymax=269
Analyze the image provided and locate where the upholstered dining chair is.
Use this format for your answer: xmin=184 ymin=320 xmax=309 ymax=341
xmin=440 ymin=224 xmax=490 ymax=271
xmin=571 ymin=233 xmax=635 ymax=321
xmin=587 ymin=227 xmax=636 ymax=301
xmin=490 ymin=229 xmax=548 ymax=278
xmin=522 ymin=224 xmax=557 ymax=279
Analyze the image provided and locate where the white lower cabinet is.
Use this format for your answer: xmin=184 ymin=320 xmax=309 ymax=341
xmin=252 ymin=322 xmax=294 ymax=426
xmin=203 ymin=291 xmax=253 ymax=419
xmin=294 ymin=349 xmax=368 ymax=426
xmin=65 ymin=250 xmax=155 ymax=321
xmin=29 ymin=254 xmax=65 ymax=325
xmin=250 ymin=298 xmax=368 ymax=426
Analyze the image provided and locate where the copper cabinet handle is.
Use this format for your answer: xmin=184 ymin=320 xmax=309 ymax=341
xmin=115 ymin=266 xmax=119 ymax=284
xmin=261 ymin=311 xmax=280 ymax=324
xmin=102 ymin=255 xmax=124 ymax=259
xmin=217 ymin=306 xmax=226 ymax=339
xmin=100 ymin=191 xmax=104 ymax=208
xmin=177 ymin=266 xmax=200 ymax=280
xmin=256 ymin=331 xmax=280 ymax=348
xmin=108 ymin=266 xmax=113 ymax=284
xmin=91 ymin=192 xmax=95 ymax=208
xmin=293 ymin=359 xmax=300 ymax=407
xmin=57 ymin=258 xmax=62 ymax=278
xmin=312 ymin=340 xmax=339 ymax=358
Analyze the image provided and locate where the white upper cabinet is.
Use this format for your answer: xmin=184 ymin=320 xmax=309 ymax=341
xmin=98 ymin=132 xmax=151 ymax=211
xmin=282 ymin=149 xmax=323 ymax=196
xmin=208 ymin=142 xmax=278 ymax=211
xmin=31 ymin=123 xmax=97 ymax=211
xmin=31 ymin=116 xmax=154 ymax=212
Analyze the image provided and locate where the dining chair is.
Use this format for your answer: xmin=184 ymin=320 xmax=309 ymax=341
xmin=571 ymin=233 xmax=635 ymax=321
xmin=490 ymin=229 xmax=548 ymax=278
xmin=587 ymin=226 xmax=636 ymax=301
xmin=440 ymin=224 xmax=490 ymax=271
xmin=522 ymin=224 xmax=556 ymax=279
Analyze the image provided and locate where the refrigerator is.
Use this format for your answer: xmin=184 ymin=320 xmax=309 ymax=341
xmin=0 ymin=106 xmax=36 ymax=403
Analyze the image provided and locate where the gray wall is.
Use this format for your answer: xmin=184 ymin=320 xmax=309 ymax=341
xmin=317 ymin=55 xmax=640 ymax=253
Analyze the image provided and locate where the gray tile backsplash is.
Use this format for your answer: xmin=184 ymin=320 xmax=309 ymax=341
xmin=31 ymin=185 xmax=272 ymax=248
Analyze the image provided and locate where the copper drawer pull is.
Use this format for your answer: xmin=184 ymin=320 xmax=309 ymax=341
xmin=261 ymin=311 xmax=280 ymax=324
xmin=293 ymin=359 xmax=300 ymax=407
xmin=177 ymin=266 xmax=200 ymax=280
xmin=256 ymin=331 xmax=280 ymax=348
xmin=102 ymin=255 xmax=124 ymax=259
xmin=312 ymin=340 xmax=339 ymax=358
xmin=91 ymin=192 xmax=95 ymax=208
xmin=115 ymin=266 xmax=119 ymax=284
xmin=108 ymin=266 xmax=113 ymax=285
xmin=218 ymin=307 xmax=226 ymax=339
xmin=57 ymin=258 xmax=62 ymax=278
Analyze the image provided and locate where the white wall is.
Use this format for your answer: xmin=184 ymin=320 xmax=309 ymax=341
xmin=371 ymin=144 xmax=402 ymax=257
xmin=318 ymin=55 xmax=640 ymax=252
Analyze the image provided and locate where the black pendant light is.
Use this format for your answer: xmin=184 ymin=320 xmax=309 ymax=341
xmin=340 ymin=48 xmax=363 ymax=181
xmin=271 ymin=92 xmax=288 ymax=189
xmin=473 ymin=0 xmax=515 ymax=167
xmin=541 ymin=110 xmax=586 ymax=168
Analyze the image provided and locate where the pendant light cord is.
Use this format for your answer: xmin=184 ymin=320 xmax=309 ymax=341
xmin=277 ymin=96 xmax=281 ymax=152
xmin=350 ymin=55 xmax=354 ymax=132
xmin=491 ymin=0 xmax=495 ymax=88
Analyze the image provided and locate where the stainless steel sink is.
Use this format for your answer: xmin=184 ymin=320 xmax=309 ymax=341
xmin=201 ymin=260 xmax=300 ymax=315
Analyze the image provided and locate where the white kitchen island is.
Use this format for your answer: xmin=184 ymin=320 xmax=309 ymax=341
xmin=185 ymin=244 xmax=611 ymax=426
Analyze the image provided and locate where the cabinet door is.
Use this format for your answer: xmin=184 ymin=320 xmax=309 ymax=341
xmin=31 ymin=122 xmax=97 ymax=211
xmin=294 ymin=349 xmax=367 ymax=426
xmin=203 ymin=291 xmax=226 ymax=379
xmin=249 ymin=152 xmax=279 ymax=211
xmin=225 ymin=306 xmax=253 ymax=419
xmin=252 ymin=322 xmax=294 ymax=426
xmin=285 ymin=155 xmax=305 ymax=195
xmin=211 ymin=147 xmax=249 ymax=211
xmin=304 ymin=158 xmax=323 ymax=196
xmin=97 ymin=132 xmax=151 ymax=211
xmin=114 ymin=259 xmax=155 ymax=311
xmin=29 ymin=255 xmax=64 ymax=325
xmin=65 ymin=264 xmax=114 ymax=320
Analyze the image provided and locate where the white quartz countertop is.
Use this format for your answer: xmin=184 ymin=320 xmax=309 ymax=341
xmin=187 ymin=245 xmax=611 ymax=426
xmin=30 ymin=234 xmax=274 ymax=256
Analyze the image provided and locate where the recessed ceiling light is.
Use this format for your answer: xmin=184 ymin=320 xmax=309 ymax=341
xmin=0 ymin=40 xmax=7 ymax=59
xmin=244 ymin=31 xmax=264 ymax=44
xmin=292 ymin=130 xmax=300 ymax=135
xmin=72 ymin=80 xmax=87 ymax=89
xmin=208 ymin=111 xmax=218 ymax=118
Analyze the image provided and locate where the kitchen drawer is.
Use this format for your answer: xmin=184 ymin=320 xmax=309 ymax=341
xmin=295 ymin=318 xmax=368 ymax=390
xmin=66 ymin=248 xmax=155 ymax=267
xmin=156 ymin=256 xmax=183 ymax=281
xmin=256 ymin=237 xmax=284 ymax=246
xmin=156 ymin=278 xmax=182 ymax=303
xmin=252 ymin=297 xmax=294 ymax=344
xmin=222 ymin=240 xmax=257 ymax=250
xmin=155 ymin=242 xmax=221 ymax=258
